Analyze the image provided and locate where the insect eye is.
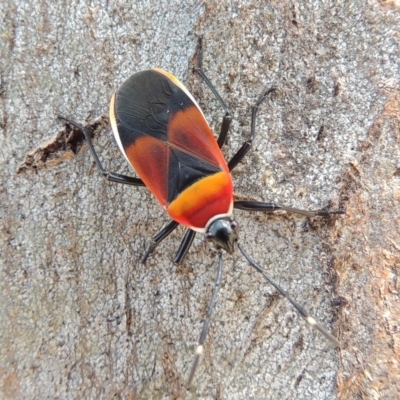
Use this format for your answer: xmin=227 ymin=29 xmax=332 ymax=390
xmin=205 ymin=232 xmax=214 ymax=241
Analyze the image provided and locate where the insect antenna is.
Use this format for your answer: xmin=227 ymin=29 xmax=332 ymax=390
xmin=238 ymin=244 xmax=341 ymax=348
xmin=185 ymin=252 xmax=223 ymax=390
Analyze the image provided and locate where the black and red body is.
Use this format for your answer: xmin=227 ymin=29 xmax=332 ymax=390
xmin=109 ymin=69 xmax=234 ymax=234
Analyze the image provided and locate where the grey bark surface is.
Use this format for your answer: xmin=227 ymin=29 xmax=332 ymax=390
xmin=1 ymin=1 xmax=399 ymax=399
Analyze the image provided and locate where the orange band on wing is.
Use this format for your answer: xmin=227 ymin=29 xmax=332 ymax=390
xmin=167 ymin=171 xmax=233 ymax=230
xmin=124 ymin=136 xmax=169 ymax=207
xmin=168 ymin=106 xmax=228 ymax=171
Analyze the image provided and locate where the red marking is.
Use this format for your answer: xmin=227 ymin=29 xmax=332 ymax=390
xmin=168 ymin=106 xmax=228 ymax=171
xmin=125 ymin=136 xmax=169 ymax=207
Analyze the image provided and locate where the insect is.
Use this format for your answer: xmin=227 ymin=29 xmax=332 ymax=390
xmin=59 ymin=38 xmax=343 ymax=392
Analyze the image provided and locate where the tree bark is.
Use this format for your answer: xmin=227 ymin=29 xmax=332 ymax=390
xmin=1 ymin=1 xmax=399 ymax=399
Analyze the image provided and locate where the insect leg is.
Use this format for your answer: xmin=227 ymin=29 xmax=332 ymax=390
xmin=185 ymin=252 xmax=223 ymax=389
xmin=234 ymin=200 xmax=345 ymax=217
xmin=141 ymin=220 xmax=180 ymax=263
xmin=143 ymin=224 xmax=196 ymax=264
xmin=173 ymin=229 xmax=197 ymax=264
xmin=195 ymin=37 xmax=232 ymax=148
xmin=227 ymin=88 xmax=276 ymax=171
xmin=58 ymin=115 xmax=144 ymax=186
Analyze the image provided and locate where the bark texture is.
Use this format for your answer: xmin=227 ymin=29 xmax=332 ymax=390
xmin=1 ymin=1 xmax=399 ymax=399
